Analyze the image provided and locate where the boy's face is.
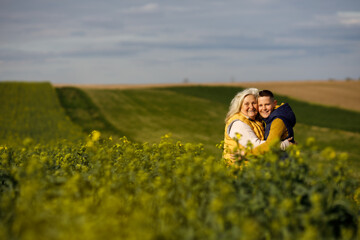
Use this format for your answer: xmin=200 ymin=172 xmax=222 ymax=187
xmin=258 ymin=96 xmax=277 ymax=118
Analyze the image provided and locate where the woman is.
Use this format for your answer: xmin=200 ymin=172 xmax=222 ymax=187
xmin=223 ymin=88 xmax=265 ymax=163
xmin=223 ymin=88 xmax=290 ymax=165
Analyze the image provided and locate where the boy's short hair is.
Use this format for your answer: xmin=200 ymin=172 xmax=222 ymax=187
xmin=259 ymin=90 xmax=274 ymax=101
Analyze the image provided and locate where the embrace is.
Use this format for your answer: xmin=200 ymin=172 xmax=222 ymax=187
xmin=223 ymin=88 xmax=296 ymax=164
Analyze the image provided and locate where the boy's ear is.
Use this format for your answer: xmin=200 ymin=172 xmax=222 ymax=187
xmin=273 ymin=99 xmax=278 ymax=106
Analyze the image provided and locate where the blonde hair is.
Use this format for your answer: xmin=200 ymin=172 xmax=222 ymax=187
xmin=225 ymin=88 xmax=259 ymax=123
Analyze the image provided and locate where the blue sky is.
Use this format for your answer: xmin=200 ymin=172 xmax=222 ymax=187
xmin=0 ymin=0 xmax=359 ymax=84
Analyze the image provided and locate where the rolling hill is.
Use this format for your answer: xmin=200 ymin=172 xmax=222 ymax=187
xmin=1 ymin=81 xmax=359 ymax=168
xmin=56 ymin=85 xmax=360 ymax=166
xmin=1 ymin=81 xmax=359 ymax=239
xmin=0 ymin=82 xmax=84 ymax=145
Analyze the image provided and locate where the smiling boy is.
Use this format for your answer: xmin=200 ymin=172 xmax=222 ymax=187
xmin=252 ymin=90 xmax=296 ymax=154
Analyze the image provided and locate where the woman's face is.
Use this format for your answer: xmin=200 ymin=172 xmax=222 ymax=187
xmin=240 ymin=94 xmax=258 ymax=119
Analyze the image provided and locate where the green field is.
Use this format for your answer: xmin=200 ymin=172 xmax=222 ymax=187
xmin=72 ymin=86 xmax=360 ymax=167
xmin=1 ymin=82 xmax=360 ymax=239
xmin=80 ymin=87 xmax=226 ymax=154
xmin=2 ymin=82 xmax=359 ymax=167
xmin=0 ymin=82 xmax=83 ymax=145
xmin=55 ymin=87 xmax=125 ymax=138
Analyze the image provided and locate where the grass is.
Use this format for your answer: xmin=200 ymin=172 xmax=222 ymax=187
xmin=1 ymin=82 xmax=358 ymax=170
xmin=160 ymin=86 xmax=360 ymax=133
xmin=0 ymin=82 xmax=83 ymax=145
xmin=81 ymin=86 xmax=360 ymax=165
xmin=56 ymin=87 xmax=126 ymax=138
xmin=82 ymin=88 xmax=226 ymax=156
xmin=294 ymin=123 xmax=360 ymax=173
xmin=275 ymin=95 xmax=360 ymax=133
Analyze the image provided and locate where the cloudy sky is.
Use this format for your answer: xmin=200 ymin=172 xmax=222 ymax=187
xmin=1 ymin=0 xmax=359 ymax=84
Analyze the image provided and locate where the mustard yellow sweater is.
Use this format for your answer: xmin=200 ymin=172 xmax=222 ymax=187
xmin=252 ymin=118 xmax=288 ymax=155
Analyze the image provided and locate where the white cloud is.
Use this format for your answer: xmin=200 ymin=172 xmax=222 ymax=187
xmin=297 ymin=11 xmax=360 ymax=28
xmin=124 ymin=3 xmax=160 ymax=14
xmin=338 ymin=11 xmax=360 ymax=26
xmin=139 ymin=3 xmax=159 ymax=12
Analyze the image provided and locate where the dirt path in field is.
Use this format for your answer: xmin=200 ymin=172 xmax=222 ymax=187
xmin=54 ymin=80 xmax=360 ymax=112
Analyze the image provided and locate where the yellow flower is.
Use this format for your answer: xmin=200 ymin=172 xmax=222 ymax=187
xmin=86 ymin=141 xmax=94 ymax=148
xmin=91 ymin=130 xmax=101 ymax=142
xmin=354 ymin=188 xmax=360 ymax=205
xmin=306 ymin=137 xmax=316 ymax=146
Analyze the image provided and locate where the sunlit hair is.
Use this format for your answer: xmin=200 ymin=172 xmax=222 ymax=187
xmin=259 ymin=89 xmax=274 ymax=101
xmin=225 ymin=88 xmax=259 ymax=123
